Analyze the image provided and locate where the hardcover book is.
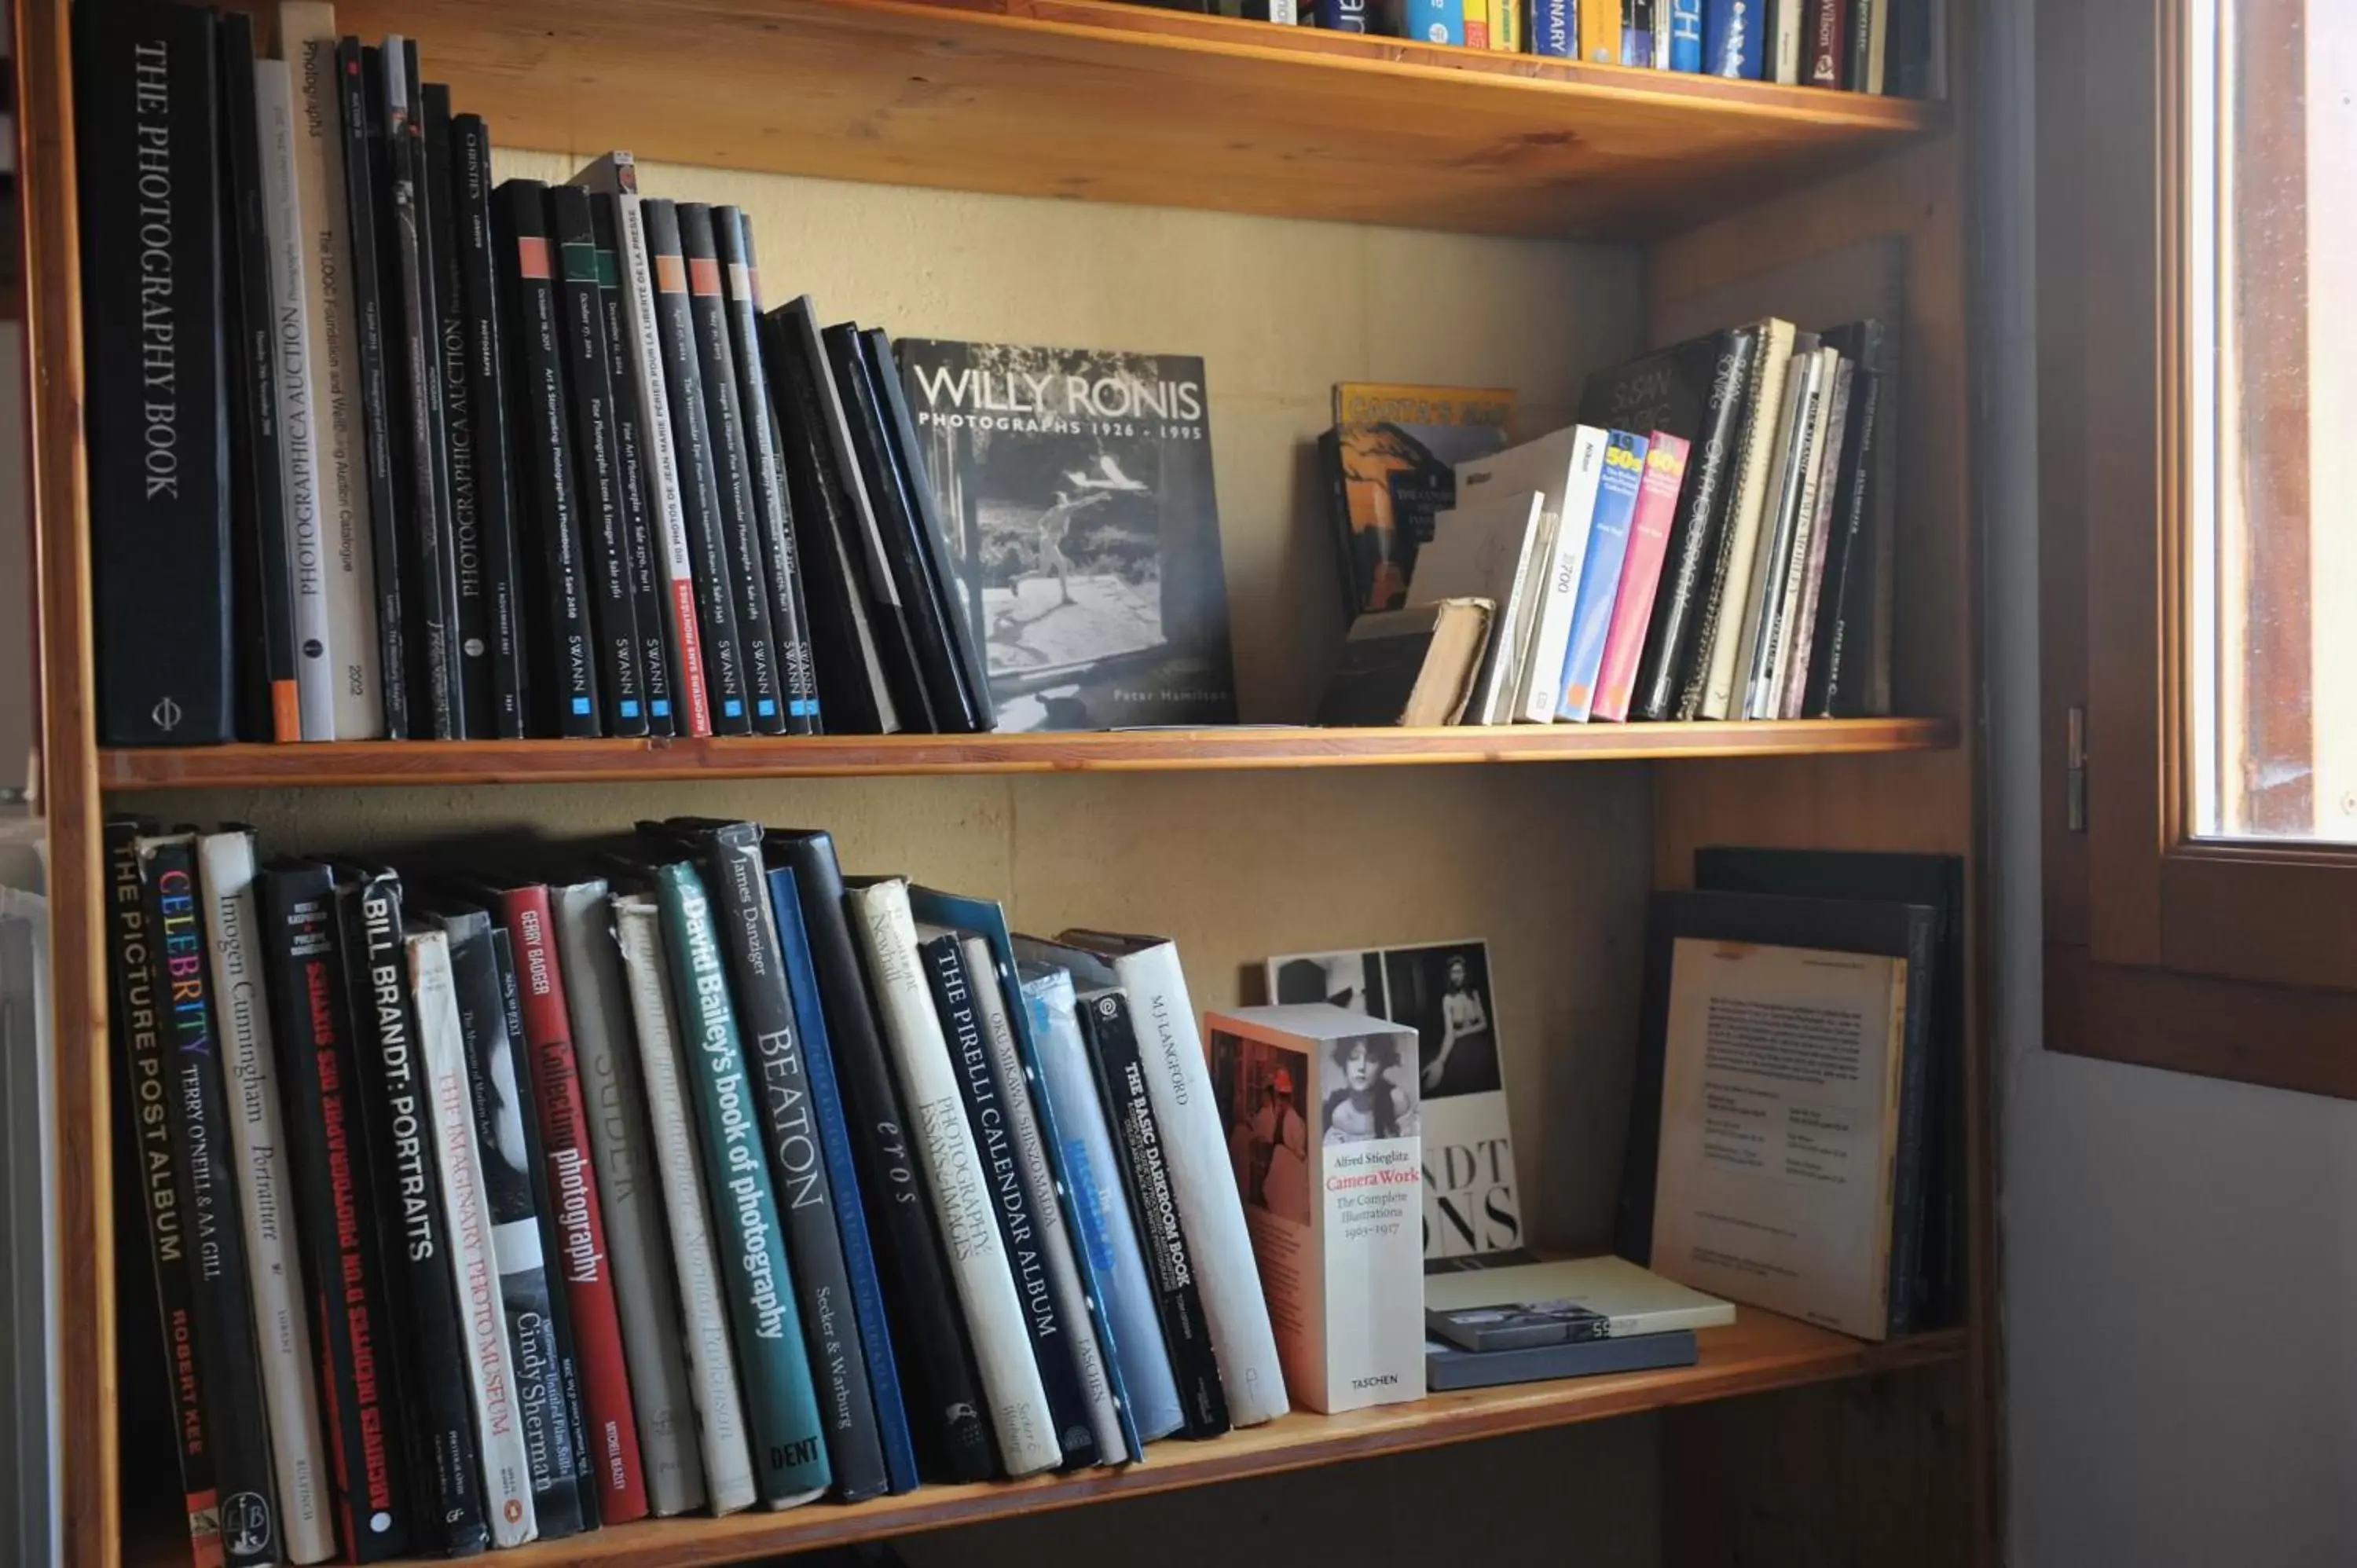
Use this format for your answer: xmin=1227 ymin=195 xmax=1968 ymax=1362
xmin=1266 ymin=940 xmax=1523 ymax=1262
xmin=1450 ymin=425 xmax=1608 ymax=724
xmin=421 ymin=85 xmax=492 ymax=735
xmin=1322 ymin=386 xmax=1515 ymax=617
xmin=1554 ymin=430 xmax=1650 ymax=722
xmin=1593 ymin=433 xmax=1692 ymax=723
xmin=894 ymin=339 xmax=1237 ymax=730
xmin=452 ymin=112 xmax=530 ymax=738
xmin=1208 ymin=1006 xmax=1424 ymax=1414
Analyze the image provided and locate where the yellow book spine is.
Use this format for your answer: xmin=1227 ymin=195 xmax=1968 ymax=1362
xmin=1578 ymin=0 xmax=1621 ymax=63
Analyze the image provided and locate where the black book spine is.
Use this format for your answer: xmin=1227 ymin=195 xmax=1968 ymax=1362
xmin=588 ymin=192 xmax=678 ymax=738
xmin=919 ymin=934 xmax=1100 ymax=1467
xmin=384 ymin=44 xmax=466 ymax=737
xmin=678 ymin=203 xmax=788 ymax=734
xmin=867 ymin=328 xmax=995 ymax=731
xmin=818 ymin=324 xmax=938 ymax=731
xmin=335 ymin=36 xmax=410 ymax=740
xmin=421 ymin=84 xmax=492 ymax=736
xmin=335 ymin=868 xmax=490 ymax=1556
xmin=1080 ymin=988 xmax=1229 ymax=1440
xmin=135 ymin=835 xmax=280 ymax=1563
xmin=548 ymin=183 xmax=651 ymax=737
xmin=680 ymin=821 xmax=889 ymax=1500
xmin=1630 ymin=327 xmax=1760 ymax=722
xmin=762 ymin=830 xmax=995 ymax=1482
xmin=641 ymin=198 xmax=752 ymax=734
xmin=75 ymin=2 xmax=234 ymax=746
xmin=216 ymin=13 xmax=299 ymax=744
xmin=436 ymin=909 xmax=588 ymax=1537
xmin=713 ymin=210 xmax=820 ymax=735
xmin=1673 ymin=339 xmax=1778 ymax=722
xmin=105 ymin=820 xmax=225 ymax=1563
xmin=452 ymin=114 xmax=528 ymax=738
xmin=494 ymin=178 xmax=603 ymax=737
xmin=1810 ymin=327 xmax=1886 ymax=718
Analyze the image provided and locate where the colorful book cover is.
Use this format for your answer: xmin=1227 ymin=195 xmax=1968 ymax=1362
xmin=1593 ymin=434 xmax=1692 ymax=722
xmin=1323 ymin=385 xmax=1515 ymax=616
xmin=1532 ymin=0 xmax=1575 ymax=55
xmin=1464 ymin=0 xmax=1490 ymax=49
xmin=1580 ymin=0 xmax=1622 ymax=60
xmin=1554 ymin=430 xmax=1649 ymax=721
xmin=1670 ymin=0 xmax=1705 ymax=68
xmin=1705 ymin=0 xmax=1762 ymax=76
xmin=1389 ymin=0 xmax=1463 ymax=46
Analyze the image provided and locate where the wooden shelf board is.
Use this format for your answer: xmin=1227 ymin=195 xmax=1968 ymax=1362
xmin=317 ymin=0 xmax=1941 ymax=238
xmin=97 ymin=716 xmax=1956 ymax=789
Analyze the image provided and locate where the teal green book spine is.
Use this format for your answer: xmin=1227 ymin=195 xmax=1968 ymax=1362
xmin=653 ymin=859 xmax=834 ymax=1506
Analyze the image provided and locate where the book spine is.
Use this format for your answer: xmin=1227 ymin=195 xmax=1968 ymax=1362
xmin=920 ymin=935 xmax=1101 ymax=1467
xmin=766 ymin=867 xmax=922 ymax=1495
xmin=497 ymin=885 xmax=648 ymax=1522
xmin=412 ymin=86 xmax=489 ymax=737
xmin=1807 ymin=0 xmax=1848 ymax=83
xmin=1316 ymin=0 xmax=1373 ymax=31
xmin=1740 ymin=351 xmax=1827 ymax=718
xmin=1530 ymin=0 xmax=1574 ymax=53
xmin=78 ymin=5 xmax=234 ymax=745
xmin=651 ymin=862 xmax=834 ymax=1506
xmin=334 ymin=36 xmax=409 ymax=740
xmin=1772 ymin=0 xmax=1804 ymax=79
xmin=1864 ymin=0 xmax=1890 ymax=93
xmin=106 ymin=823 xmax=226 ymax=1566
xmin=258 ymin=861 xmax=413 ymax=1560
xmin=1703 ymin=0 xmax=1762 ymax=74
xmin=550 ymin=881 xmax=706 ymax=1518
xmin=281 ymin=9 xmax=387 ymax=740
xmin=1780 ymin=356 xmax=1854 ymax=716
xmin=1077 ymin=988 xmax=1230 ymax=1439
xmin=1592 ymin=434 xmax=1691 ymax=722
xmin=1621 ymin=0 xmax=1651 ymax=64
xmin=643 ymin=198 xmax=752 ymax=734
xmin=688 ymin=826 xmax=889 ymax=1500
xmin=549 ymin=184 xmax=652 ymax=737
xmin=1555 ymin=430 xmax=1650 ymax=722
xmin=1579 ymin=0 xmax=1622 ymax=60
xmin=1690 ymin=326 xmax=1797 ymax=720
xmin=587 ymin=194 xmax=679 ymax=737
xmin=848 ymin=881 xmax=1061 ymax=1477
xmin=764 ymin=834 xmax=991 ymax=1481
xmin=611 ymin=895 xmax=757 ymax=1515
xmin=195 ymin=834 xmax=335 ymax=1564
xmin=1398 ymin=0 xmax=1460 ymax=45
xmin=336 ymin=871 xmax=490 ymax=1556
xmin=1811 ymin=362 xmax=1881 ymax=716
xmin=1508 ymin=427 xmax=1607 ymax=724
xmin=135 ymin=835 xmax=281 ymax=1565
xmin=679 ymin=203 xmax=789 ymax=734
xmin=452 ymin=114 xmax=529 ymax=738
xmin=495 ymin=178 xmax=603 ymax=737
xmin=1669 ymin=0 xmax=1704 ymax=66
xmin=407 ymin=930 xmax=537 ymax=1548
xmin=614 ymin=193 xmax=713 ymax=737
xmin=1630 ymin=327 xmax=1757 ymax=721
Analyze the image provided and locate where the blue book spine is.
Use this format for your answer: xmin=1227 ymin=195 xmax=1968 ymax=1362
xmin=1703 ymin=0 xmax=1761 ymax=75
xmin=1555 ymin=430 xmax=1650 ymax=722
xmin=1401 ymin=0 xmax=1461 ymax=46
xmin=1669 ymin=0 xmax=1703 ymax=68
xmin=1315 ymin=0 xmax=1372 ymax=29
xmin=765 ymin=866 xmax=922 ymax=1497
xmin=1531 ymin=0 xmax=1574 ymax=55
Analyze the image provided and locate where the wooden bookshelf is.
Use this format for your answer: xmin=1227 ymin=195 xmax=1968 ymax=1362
xmin=314 ymin=0 xmax=1937 ymax=239
xmin=97 ymin=717 xmax=1959 ymax=789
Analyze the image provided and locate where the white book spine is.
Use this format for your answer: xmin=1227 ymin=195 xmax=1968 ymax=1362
xmin=1773 ymin=0 xmax=1804 ymax=82
xmin=254 ymin=60 xmax=337 ymax=742
xmin=1697 ymin=325 xmax=1799 ymax=720
xmin=1102 ymin=942 xmax=1290 ymax=1427
xmin=409 ymin=931 xmax=538 ymax=1548
xmin=964 ymin=936 xmax=1125 ymax=1464
xmin=849 ymin=881 xmax=1061 ymax=1477
xmin=552 ymin=882 xmax=706 ymax=1518
xmin=616 ymin=194 xmax=706 ymax=729
xmin=194 ymin=832 xmax=335 ymax=1566
xmin=613 ymin=896 xmax=758 ymax=1516
xmin=280 ymin=4 xmax=386 ymax=738
xmin=1512 ymin=427 xmax=1610 ymax=724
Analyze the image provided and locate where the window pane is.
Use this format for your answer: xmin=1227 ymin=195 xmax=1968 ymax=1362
xmin=2189 ymin=0 xmax=2357 ymax=842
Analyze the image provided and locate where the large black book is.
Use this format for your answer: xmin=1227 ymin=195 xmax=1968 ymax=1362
xmin=133 ymin=833 xmax=278 ymax=1562
xmin=548 ymin=183 xmax=651 ymax=737
xmin=916 ymin=932 xmax=1100 ymax=1467
xmin=865 ymin=328 xmax=996 ymax=732
xmin=1615 ymin=888 xmax=1937 ymax=1339
xmin=1674 ymin=326 xmax=1786 ymax=722
xmin=420 ymin=84 xmax=492 ymax=735
xmin=333 ymin=865 xmax=491 ymax=1557
xmin=258 ymin=861 xmax=415 ymax=1560
xmin=385 ymin=42 xmax=467 ymax=737
xmin=654 ymin=819 xmax=890 ymax=1500
xmin=677 ymin=203 xmax=788 ymax=734
xmin=335 ymin=36 xmax=410 ymax=740
xmin=215 ymin=12 xmax=299 ymax=744
xmin=451 ymin=113 xmax=528 ymax=738
xmin=640 ymin=198 xmax=752 ymax=735
xmin=423 ymin=902 xmax=588 ymax=1538
xmin=1807 ymin=319 xmax=1888 ymax=718
xmin=758 ymin=299 xmax=900 ymax=735
xmin=494 ymin=179 xmax=603 ymax=738
xmin=713 ymin=210 xmax=821 ymax=735
xmin=76 ymin=2 xmax=233 ymax=746
xmin=759 ymin=829 xmax=995 ymax=1483
xmin=588 ymin=192 xmax=678 ymax=738
xmin=812 ymin=322 xmax=934 ymax=731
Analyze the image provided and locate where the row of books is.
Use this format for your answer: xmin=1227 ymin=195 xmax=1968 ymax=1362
xmin=82 ymin=1 xmax=1248 ymax=749
xmin=1321 ymin=318 xmax=1893 ymax=727
xmin=105 ymin=815 xmax=1296 ymax=1564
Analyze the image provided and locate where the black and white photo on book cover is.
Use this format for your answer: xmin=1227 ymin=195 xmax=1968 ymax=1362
xmin=894 ymin=339 xmax=1237 ymax=731
xmin=1265 ymin=940 xmax=1523 ymax=1262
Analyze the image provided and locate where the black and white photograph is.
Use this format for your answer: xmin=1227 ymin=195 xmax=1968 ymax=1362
xmin=894 ymin=338 xmax=1236 ymax=731
xmin=1218 ymin=1034 xmax=1313 ymax=1225
xmin=1318 ymin=1029 xmax=1420 ymax=1147
xmin=1268 ymin=940 xmax=1501 ymax=1102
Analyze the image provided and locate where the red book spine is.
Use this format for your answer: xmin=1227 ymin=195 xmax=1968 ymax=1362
xmin=497 ymin=886 xmax=649 ymax=1523
xmin=1593 ymin=434 xmax=1692 ymax=722
xmin=1808 ymin=0 xmax=1849 ymax=85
